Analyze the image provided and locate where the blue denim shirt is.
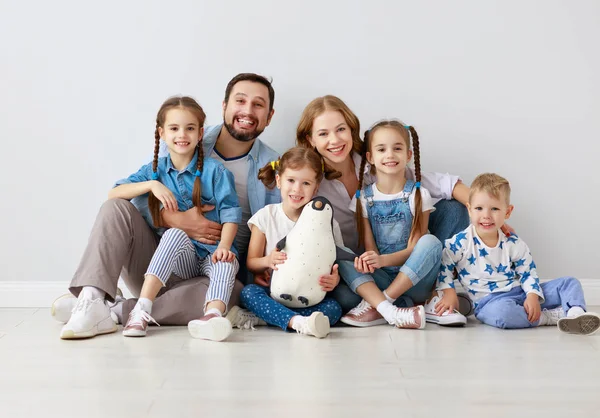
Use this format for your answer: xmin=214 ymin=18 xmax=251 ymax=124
xmin=364 ymin=179 xmax=415 ymax=276
xmin=159 ymin=124 xmax=281 ymax=216
xmin=114 ymin=152 xmax=242 ymax=259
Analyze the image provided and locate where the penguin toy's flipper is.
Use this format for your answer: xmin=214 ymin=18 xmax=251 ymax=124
xmin=335 ymin=246 xmax=357 ymax=262
xmin=276 ymin=236 xmax=287 ymax=252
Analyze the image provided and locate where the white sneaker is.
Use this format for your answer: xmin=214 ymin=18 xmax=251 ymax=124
xmin=60 ymin=298 xmax=118 ymax=339
xmin=226 ymin=306 xmax=266 ymax=330
xmin=188 ymin=313 xmax=233 ymax=341
xmin=291 ymin=312 xmax=330 ymax=338
xmin=558 ymin=310 xmax=600 ymax=335
xmin=423 ymin=293 xmax=467 ymax=327
xmin=539 ymin=307 xmax=565 ymax=326
xmin=52 ymin=288 xmax=124 ymax=323
xmin=122 ymin=308 xmax=160 ymax=337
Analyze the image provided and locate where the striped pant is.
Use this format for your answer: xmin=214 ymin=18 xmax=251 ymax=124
xmin=146 ymin=228 xmax=239 ymax=310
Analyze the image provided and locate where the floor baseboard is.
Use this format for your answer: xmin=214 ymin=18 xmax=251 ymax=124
xmin=0 ymin=279 xmax=598 ymax=308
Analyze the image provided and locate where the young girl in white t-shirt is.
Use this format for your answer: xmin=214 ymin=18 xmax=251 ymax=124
xmin=240 ymin=147 xmax=345 ymax=338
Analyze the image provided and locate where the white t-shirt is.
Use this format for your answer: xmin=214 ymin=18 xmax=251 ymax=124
xmin=349 ymin=183 xmax=436 ymax=218
xmin=248 ymin=203 xmax=345 ymax=256
xmin=211 ymin=150 xmax=252 ymax=255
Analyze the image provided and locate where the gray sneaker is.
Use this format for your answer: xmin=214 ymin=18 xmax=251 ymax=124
xmin=456 ymin=292 xmax=474 ymax=317
xmin=226 ymin=306 xmax=266 ymax=330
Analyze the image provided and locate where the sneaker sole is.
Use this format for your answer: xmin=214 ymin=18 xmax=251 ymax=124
xmin=558 ymin=314 xmax=600 ymax=335
xmin=340 ymin=316 xmax=388 ymax=327
xmin=308 ymin=312 xmax=330 ymax=338
xmin=123 ymin=329 xmax=147 ymax=337
xmin=425 ymin=313 xmax=467 ymax=327
xmin=60 ymin=319 xmax=118 ymax=340
xmin=457 ymin=293 xmax=474 ymax=317
xmin=188 ymin=317 xmax=232 ymax=341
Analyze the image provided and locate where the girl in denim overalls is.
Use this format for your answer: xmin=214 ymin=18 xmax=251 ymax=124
xmin=346 ymin=120 xmax=443 ymax=329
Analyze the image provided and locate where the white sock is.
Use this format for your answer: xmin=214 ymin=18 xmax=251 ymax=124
xmin=205 ymin=308 xmax=222 ymax=317
xmin=290 ymin=315 xmax=305 ymax=329
xmin=109 ymin=298 xmax=125 ymax=324
xmin=376 ymin=300 xmax=397 ymax=325
xmin=134 ymin=298 xmax=153 ymax=314
xmin=80 ymin=286 xmax=105 ymax=301
xmin=383 ymin=290 xmax=397 ymax=304
xmin=567 ymin=306 xmax=586 ymax=318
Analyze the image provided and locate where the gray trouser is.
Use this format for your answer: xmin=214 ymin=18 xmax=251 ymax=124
xmin=69 ymin=199 xmax=242 ymax=325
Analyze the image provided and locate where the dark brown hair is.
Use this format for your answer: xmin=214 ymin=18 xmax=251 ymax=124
xmin=295 ymin=95 xmax=362 ymax=180
xmin=224 ymin=73 xmax=275 ymax=112
xmin=148 ymin=96 xmax=206 ymax=227
xmin=355 ymin=120 xmax=424 ymax=247
xmin=258 ymin=147 xmax=324 ymax=190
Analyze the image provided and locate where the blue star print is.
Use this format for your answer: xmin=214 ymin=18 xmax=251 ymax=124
xmin=468 ymin=255 xmax=476 ymax=265
xmin=488 ymin=282 xmax=499 ymax=291
xmin=449 ymin=243 xmax=458 ymax=254
xmin=440 ymin=264 xmax=447 ymax=272
xmin=485 ymin=264 xmax=494 ymax=275
xmin=470 ymin=279 xmax=479 ymax=285
xmin=505 ymin=279 xmax=514 ymax=287
xmin=454 ymin=232 xmax=467 ymax=247
xmin=468 ymin=289 xmax=477 ymax=295
xmin=447 ymin=263 xmax=456 ymax=271
xmin=507 ymin=235 xmax=518 ymax=244
xmin=504 ymin=271 xmax=515 ymax=280
xmin=439 ymin=276 xmax=445 ymax=283
xmin=531 ymin=282 xmax=540 ymax=291
xmin=514 ymin=259 xmax=526 ymax=268
xmin=474 ymin=237 xmax=481 ymax=246
xmin=520 ymin=271 xmax=531 ymax=283
xmin=529 ymin=261 xmax=536 ymax=269
xmin=458 ymin=268 xmax=469 ymax=278
xmin=479 ymin=248 xmax=489 ymax=257
xmin=449 ymin=282 xmax=455 ymax=289
xmin=496 ymin=264 xmax=507 ymax=273
xmin=499 ymin=241 xmax=504 ymax=249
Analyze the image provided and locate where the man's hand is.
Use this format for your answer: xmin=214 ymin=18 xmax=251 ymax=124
xmin=319 ymin=264 xmax=340 ymax=292
xmin=524 ymin=293 xmax=541 ymax=323
xmin=161 ymin=205 xmax=222 ymax=244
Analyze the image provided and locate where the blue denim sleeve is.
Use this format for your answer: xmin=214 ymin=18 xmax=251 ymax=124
xmin=214 ymin=167 xmax=242 ymax=224
xmin=113 ymin=163 xmax=152 ymax=187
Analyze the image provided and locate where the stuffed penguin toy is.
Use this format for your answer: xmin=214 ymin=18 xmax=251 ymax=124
xmin=270 ymin=196 xmax=355 ymax=308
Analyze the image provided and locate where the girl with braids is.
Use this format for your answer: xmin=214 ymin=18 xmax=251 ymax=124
xmin=240 ymin=147 xmax=344 ymax=338
xmin=296 ymin=96 xmax=470 ymax=329
xmin=108 ymin=96 xmax=241 ymax=341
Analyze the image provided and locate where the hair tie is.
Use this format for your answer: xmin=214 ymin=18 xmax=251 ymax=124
xmin=151 ymin=172 xmax=158 ymax=180
xmin=415 ymin=181 xmax=421 ymax=189
xmin=194 ymin=170 xmax=202 ymax=177
xmin=403 ymin=125 xmax=410 ymax=130
xmin=270 ymin=160 xmax=279 ymax=171
xmin=355 ymin=190 xmax=360 ymax=198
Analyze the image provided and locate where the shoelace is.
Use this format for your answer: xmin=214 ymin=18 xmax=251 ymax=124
xmin=291 ymin=319 xmax=311 ymax=335
xmin=71 ymin=298 xmax=93 ymax=315
xmin=349 ymin=300 xmax=372 ymax=316
xmin=542 ymin=308 xmax=564 ymax=323
xmin=126 ymin=309 xmax=160 ymax=329
xmin=393 ymin=308 xmax=418 ymax=327
xmin=235 ymin=311 xmax=261 ymax=330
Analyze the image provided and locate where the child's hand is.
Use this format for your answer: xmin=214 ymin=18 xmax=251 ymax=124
xmin=212 ymin=247 xmax=236 ymax=263
xmin=151 ymin=181 xmax=178 ymax=211
xmin=524 ymin=293 xmax=541 ymax=323
xmin=254 ymin=270 xmax=271 ymax=287
xmin=359 ymin=251 xmax=383 ymax=270
xmin=501 ymin=223 xmax=516 ymax=237
xmin=435 ymin=290 xmax=459 ymax=315
xmin=354 ymin=256 xmax=374 ymax=274
xmin=267 ymin=249 xmax=287 ymax=270
xmin=319 ymin=264 xmax=339 ymax=292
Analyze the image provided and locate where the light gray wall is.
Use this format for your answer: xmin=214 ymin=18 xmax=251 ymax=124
xmin=1 ymin=0 xmax=598 ymax=283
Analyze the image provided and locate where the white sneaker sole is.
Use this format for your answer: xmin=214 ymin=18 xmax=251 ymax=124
xmin=558 ymin=314 xmax=600 ymax=335
xmin=307 ymin=312 xmax=330 ymax=338
xmin=123 ymin=328 xmax=147 ymax=337
xmin=188 ymin=317 xmax=232 ymax=341
xmin=60 ymin=316 xmax=118 ymax=340
xmin=340 ymin=315 xmax=388 ymax=327
xmin=425 ymin=312 xmax=467 ymax=327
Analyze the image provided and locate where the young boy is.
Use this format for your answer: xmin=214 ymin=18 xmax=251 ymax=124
xmin=424 ymin=173 xmax=599 ymax=335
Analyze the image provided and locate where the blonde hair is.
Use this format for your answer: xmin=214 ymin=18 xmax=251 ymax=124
xmin=469 ymin=173 xmax=511 ymax=205
xmin=295 ymin=95 xmax=362 ymax=180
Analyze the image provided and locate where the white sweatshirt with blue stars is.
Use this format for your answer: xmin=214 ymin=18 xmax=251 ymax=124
xmin=436 ymin=224 xmax=544 ymax=304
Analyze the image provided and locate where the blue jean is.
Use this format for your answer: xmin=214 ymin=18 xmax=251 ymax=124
xmin=428 ymin=198 xmax=470 ymax=244
xmin=474 ymin=277 xmax=586 ymax=329
xmin=241 ymin=284 xmax=342 ymax=331
xmin=337 ymin=234 xmax=442 ymax=306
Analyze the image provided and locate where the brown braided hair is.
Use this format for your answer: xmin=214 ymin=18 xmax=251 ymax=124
xmin=295 ymin=95 xmax=363 ymax=181
xmin=257 ymin=147 xmax=324 ymax=190
xmin=148 ymin=96 xmax=206 ymax=227
xmin=355 ymin=120 xmax=424 ymax=247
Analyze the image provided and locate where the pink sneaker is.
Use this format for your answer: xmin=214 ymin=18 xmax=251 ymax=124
xmin=123 ymin=309 xmax=159 ymax=337
xmin=188 ymin=313 xmax=232 ymax=341
xmin=392 ymin=306 xmax=426 ymax=330
xmin=340 ymin=300 xmax=388 ymax=327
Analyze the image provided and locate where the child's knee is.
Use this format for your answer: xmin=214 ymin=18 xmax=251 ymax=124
xmin=162 ymin=227 xmax=187 ymax=240
xmin=240 ymin=284 xmax=262 ymax=304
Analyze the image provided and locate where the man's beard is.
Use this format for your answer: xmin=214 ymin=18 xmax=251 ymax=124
xmin=224 ymin=118 xmax=264 ymax=143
